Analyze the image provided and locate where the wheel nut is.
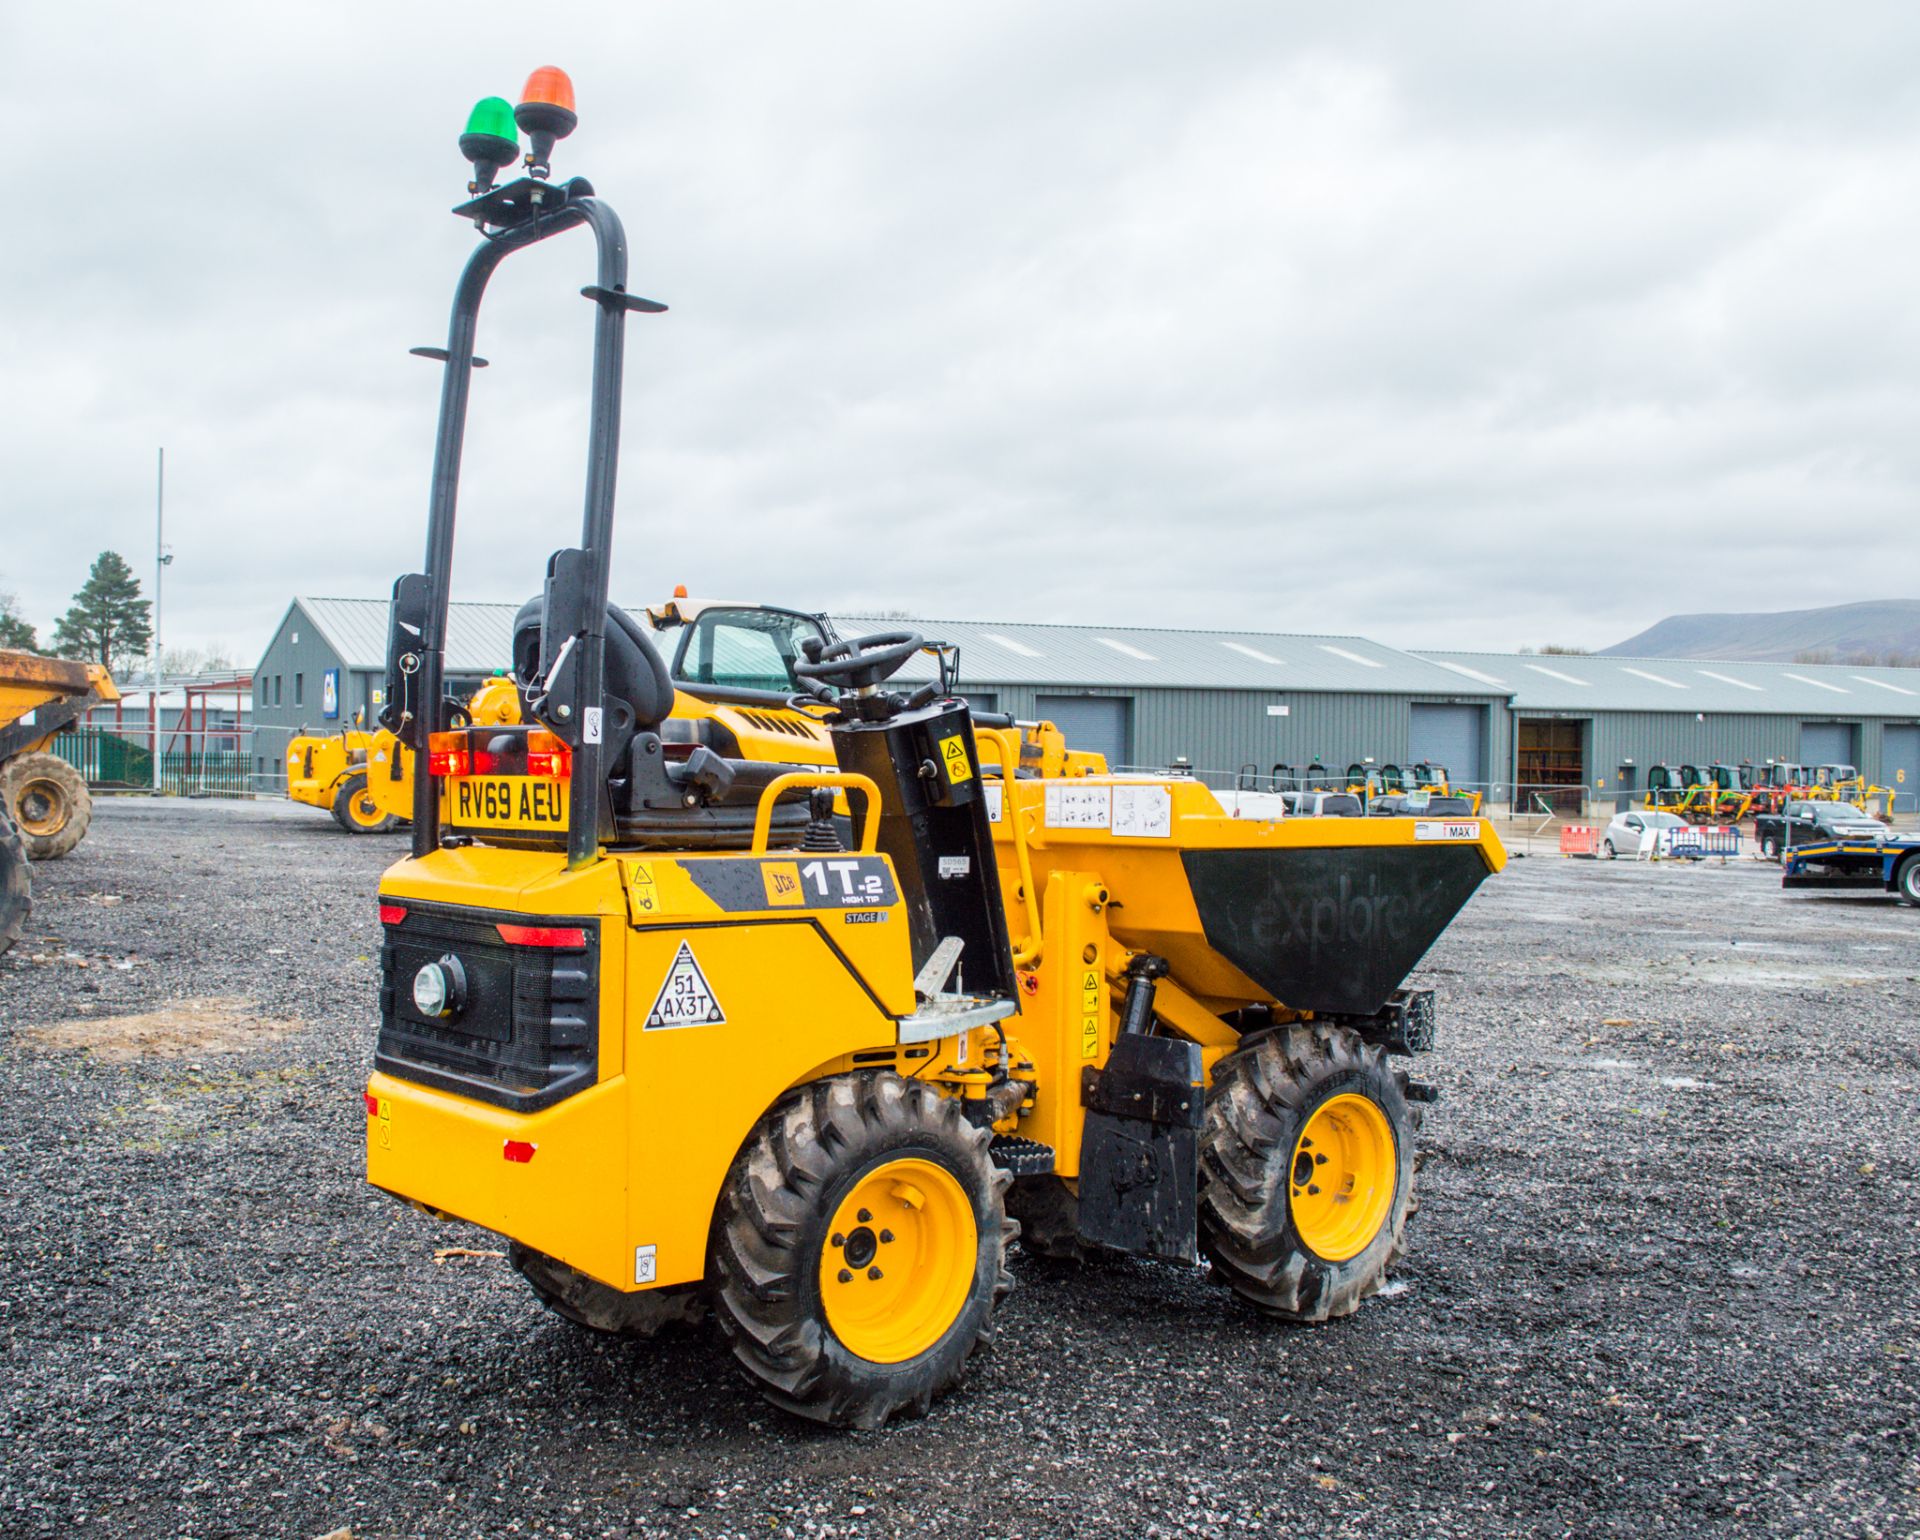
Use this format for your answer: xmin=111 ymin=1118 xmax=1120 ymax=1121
xmin=831 ymin=1233 xmax=845 ymax=1248
xmin=868 ymin=1267 xmax=882 ymax=1281
xmin=1307 ymin=1184 xmax=1321 ymax=1196
xmin=1315 ymin=1154 xmax=1328 ymax=1166
xmin=838 ymin=1269 xmax=852 ymax=1283
xmin=880 ymin=1229 xmax=894 ymax=1244
xmin=857 ymin=1209 xmax=872 ymax=1223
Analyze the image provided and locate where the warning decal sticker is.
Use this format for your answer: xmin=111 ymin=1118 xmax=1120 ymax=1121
xmin=940 ymin=734 xmax=973 ymax=784
xmin=645 ymin=941 xmax=725 ymax=1030
xmin=628 ymin=861 xmax=659 ymax=916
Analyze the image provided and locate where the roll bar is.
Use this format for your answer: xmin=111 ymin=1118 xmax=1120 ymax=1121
xmin=390 ymin=176 xmax=654 ymax=868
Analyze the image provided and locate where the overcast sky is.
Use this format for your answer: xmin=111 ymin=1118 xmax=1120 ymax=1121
xmin=5 ymin=3 xmax=1919 ymax=663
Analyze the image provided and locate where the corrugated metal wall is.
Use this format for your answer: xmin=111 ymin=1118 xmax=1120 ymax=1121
xmin=978 ymin=685 xmax=1507 ymax=791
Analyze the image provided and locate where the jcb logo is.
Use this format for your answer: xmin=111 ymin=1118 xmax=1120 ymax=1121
xmin=761 ymin=862 xmax=805 ymax=907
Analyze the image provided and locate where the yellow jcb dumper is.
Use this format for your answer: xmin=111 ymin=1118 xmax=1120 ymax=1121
xmin=365 ymin=76 xmax=1504 ymax=1430
xmin=0 ymin=650 xmax=118 ymax=952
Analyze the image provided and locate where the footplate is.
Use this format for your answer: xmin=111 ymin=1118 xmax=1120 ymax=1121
xmin=987 ymin=1135 xmax=1056 ymax=1176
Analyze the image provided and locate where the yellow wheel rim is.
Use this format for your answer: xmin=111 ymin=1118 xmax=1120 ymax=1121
xmin=1289 ymin=1093 xmax=1396 ymax=1262
xmin=14 ymin=778 xmax=68 ymax=838
xmin=344 ymin=789 xmax=385 ymax=829
xmin=818 ymin=1156 xmax=976 ymax=1364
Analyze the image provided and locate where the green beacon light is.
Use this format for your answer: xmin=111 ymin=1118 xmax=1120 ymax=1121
xmin=459 ymin=96 xmax=520 ymax=194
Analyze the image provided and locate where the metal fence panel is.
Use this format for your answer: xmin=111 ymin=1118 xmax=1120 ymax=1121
xmin=53 ymin=728 xmax=261 ymax=798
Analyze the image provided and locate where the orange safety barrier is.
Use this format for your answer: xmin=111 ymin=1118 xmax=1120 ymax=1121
xmin=1559 ymin=825 xmax=1599 ymax=858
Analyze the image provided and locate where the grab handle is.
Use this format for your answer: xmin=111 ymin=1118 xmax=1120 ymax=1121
xmin=750 ymin=772 xmax=883 ymax=854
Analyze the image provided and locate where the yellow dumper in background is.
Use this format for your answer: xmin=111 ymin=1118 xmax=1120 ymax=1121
xmin=0 ymin=649 xmax=119 ymax=951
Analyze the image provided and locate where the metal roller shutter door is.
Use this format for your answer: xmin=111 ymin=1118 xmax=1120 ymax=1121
xmin=1409 ymin=704 xmax=1485 ymax=787
xmin=1883 ymin=724 xmax=1920 ymax=813
xmin=1035 ymin=695 xmax=1131 ymax=768
xmin=1799 ymin=723 xmax=1854 ymax=766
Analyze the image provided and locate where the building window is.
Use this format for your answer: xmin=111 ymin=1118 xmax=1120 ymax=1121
xmin=255 ymin=756 xmax=263 ymax=773
xmin=273 ymin=758 xmax=280 ymax=775
xmin=273 ymin=676 xmax=282 ymax=705
xmin=258 ymin=678 xmax=268 ymax=706
xmin=294 ymin=673 xmax=304 ymax=706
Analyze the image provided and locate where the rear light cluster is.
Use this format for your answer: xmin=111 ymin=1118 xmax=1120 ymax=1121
xmin=426 ymin=728 xmax=572 ymax=780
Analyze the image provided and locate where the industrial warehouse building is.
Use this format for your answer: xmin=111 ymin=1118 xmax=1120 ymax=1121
xmin=252 ymin=596 xmax=1920 ymax=813
xmin=1417 ymin=650 xmax=1920 ymax=814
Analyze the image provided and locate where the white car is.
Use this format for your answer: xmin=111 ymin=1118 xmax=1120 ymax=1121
xmin=1601 ymin=809 xmax=1687 ymax=857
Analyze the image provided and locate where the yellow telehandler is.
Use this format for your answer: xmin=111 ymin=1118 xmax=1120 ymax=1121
xmin=364 ymin=72 xmax=1505 ymax=1429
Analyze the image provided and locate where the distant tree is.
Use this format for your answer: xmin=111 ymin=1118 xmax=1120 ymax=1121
xmin=1793 ymin=648 xmax=1836 ymax=665
xmin=1539 ymin=644 xmax=1590 ymax=655
xmin=50 ymin=552 xmax=152 ymax=675
xmin=0 ymin=590 xmax=38 ymax=652
xmin=158 ymin=643 xmax=237 ymax=677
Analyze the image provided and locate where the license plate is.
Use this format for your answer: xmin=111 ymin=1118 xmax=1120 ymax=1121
xmin=443 ymin=775 xmax=569 ymax=833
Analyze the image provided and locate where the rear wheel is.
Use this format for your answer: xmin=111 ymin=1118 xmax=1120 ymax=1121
xmin=508 ymin=1242 xmax=704 ymax=1335
xmin=1759 ymin=834 xmax=1780 ymax=861
xmin=1198 ymin=1026 xmax=1413 ymax=1321
xmin=711 ymin=1071 xmax=1013 ymax=1429
xmin=331 ymin=773 xmax=397 ymax=833
xmin=1897 ymin=855 xmax=1920 ymax=908
xmin=2 ymin=752 xmax=90 ymax=861
xmin=0 ymin=811 xmax=28 ymax=955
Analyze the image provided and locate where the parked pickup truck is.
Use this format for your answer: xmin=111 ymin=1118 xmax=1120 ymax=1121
xmin=1752 ymin=799 xmax=1888 ymax=861
xmin=1782 ymin=835 xmax=1920 ymax=906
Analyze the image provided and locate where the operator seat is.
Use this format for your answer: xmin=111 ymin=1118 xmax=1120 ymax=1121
xmin=511 ymin=598 xmax=813 ymax=850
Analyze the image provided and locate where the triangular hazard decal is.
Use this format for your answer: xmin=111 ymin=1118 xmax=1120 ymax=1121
xmin=645 ymin=941 xmax=726 ymax=1030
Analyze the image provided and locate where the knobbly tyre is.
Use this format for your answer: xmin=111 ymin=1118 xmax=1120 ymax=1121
xmin=365 ymin=69 xmax=1506 ymax=1429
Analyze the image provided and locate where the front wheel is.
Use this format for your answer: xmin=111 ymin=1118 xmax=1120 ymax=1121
xmin=1898 ymin=855 xmax=1920 ymax=908
xmin=2 ymin=752 xmax=90 ymax=861
xmin=332 ymin=773 xmax=397 ymax=833
xmin=1602 ymin=839 xmax=1616 ymax=859
xmin=710 ymin=1072 xmax=1013 ymax=1429
xmin=1198 ymin=1027 xmax=1413 ymax=1321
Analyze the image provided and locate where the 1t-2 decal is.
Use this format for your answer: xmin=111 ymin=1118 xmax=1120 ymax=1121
xmin=800 ymin=859 xmax=887 ymax=905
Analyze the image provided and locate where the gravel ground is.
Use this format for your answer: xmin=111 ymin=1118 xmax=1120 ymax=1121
xmin=2 ymin=799 xmax=1916 ymax=1540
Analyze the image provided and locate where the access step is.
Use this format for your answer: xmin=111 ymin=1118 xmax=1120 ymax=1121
xmin=988 ymin=1135 xmax=1055 ymax=1176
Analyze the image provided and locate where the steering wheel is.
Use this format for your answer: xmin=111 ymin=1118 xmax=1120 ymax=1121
xmin=792 ymin=630 xmax=925 ymax=692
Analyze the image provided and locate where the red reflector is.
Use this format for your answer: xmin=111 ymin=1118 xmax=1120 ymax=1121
xmin=503 ymin=1140 xmax=536 ymax=1163
xmin=364 ymin=1091 xmax=380 ymax=1116
xmin=378 ymin=902 xmax=408 ymax=925
xmin=496 ymin=923 xmax=588 ymax=948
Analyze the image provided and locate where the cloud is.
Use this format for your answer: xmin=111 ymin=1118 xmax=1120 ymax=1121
xmin=4 ymin=1 xmax=1919 ymax=663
